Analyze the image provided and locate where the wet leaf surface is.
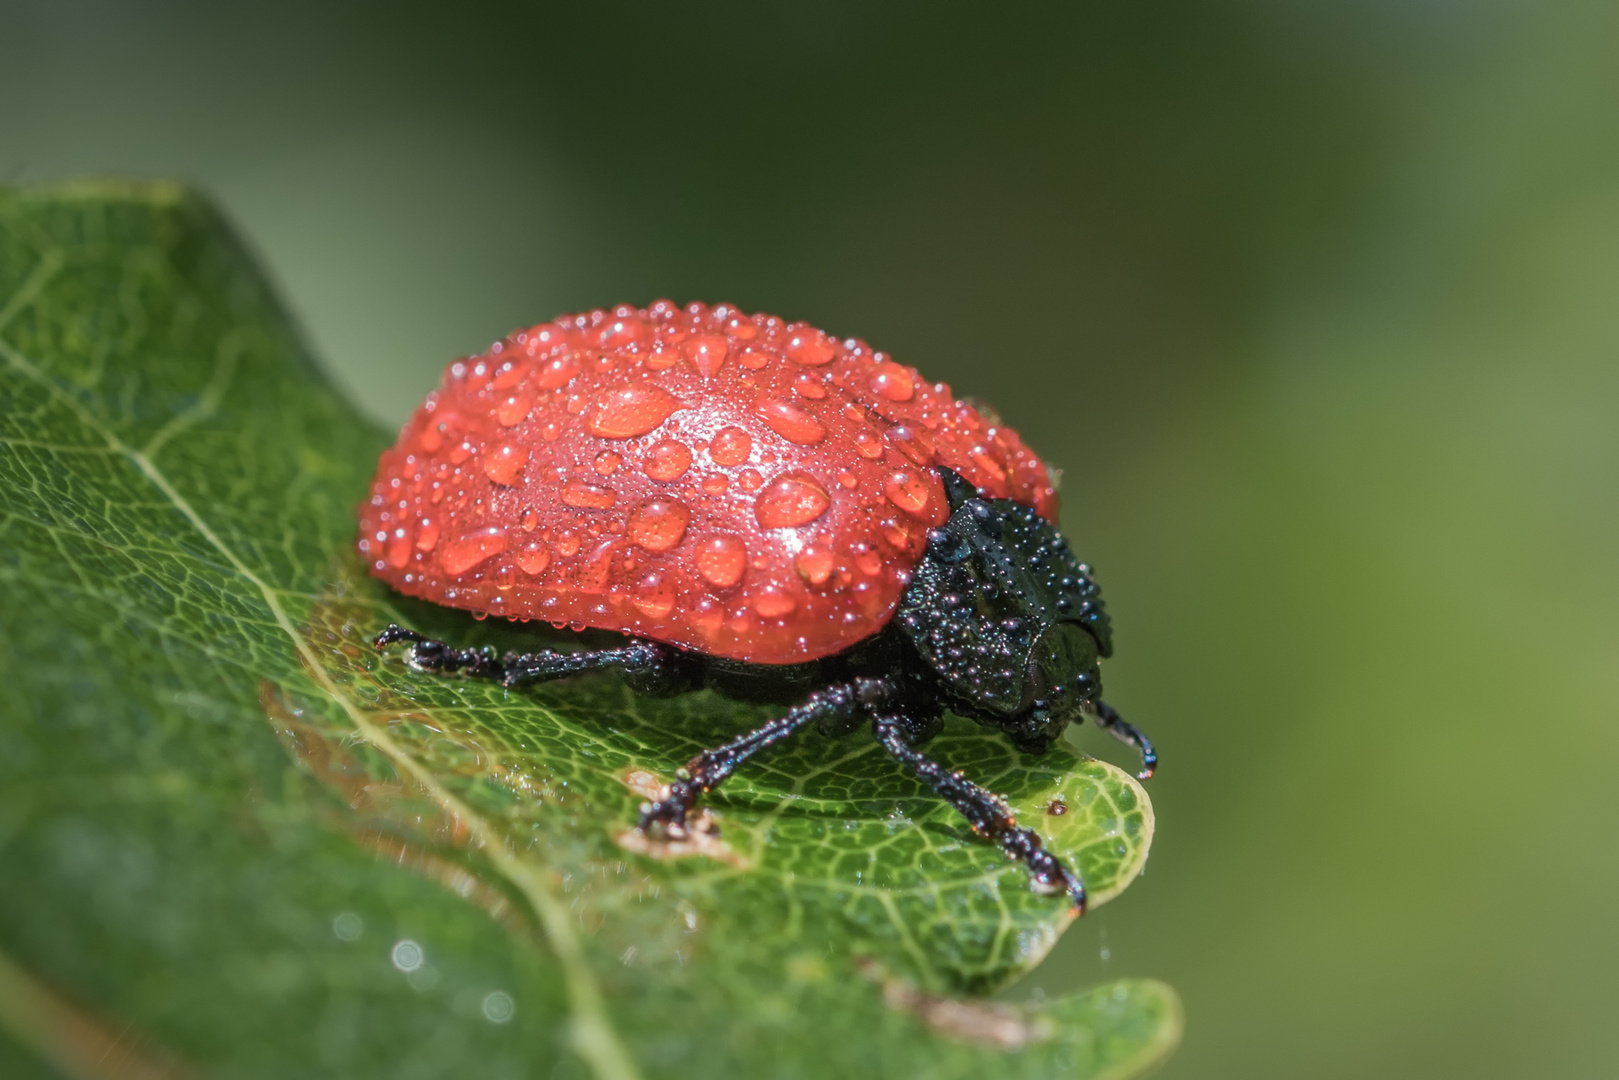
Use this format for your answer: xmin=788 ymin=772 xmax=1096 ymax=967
xmin=0 ymin=183 xmax=1179 ymax=1079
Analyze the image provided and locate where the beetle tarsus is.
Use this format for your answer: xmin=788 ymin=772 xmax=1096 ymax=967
xmin=1088 ymin=699 xmax=1157 ymax=780
xmin=873 ymin=715 xmax=1087 ymax=915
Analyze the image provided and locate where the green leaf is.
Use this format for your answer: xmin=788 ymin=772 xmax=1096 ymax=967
xmin=0 ymin=182 xmax=1179 ymax=1079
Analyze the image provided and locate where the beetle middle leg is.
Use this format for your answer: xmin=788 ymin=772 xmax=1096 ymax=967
xmin=873 ymin=715 xmax=1088 ymax=914
xmin=637 ymin=681 xmax=870 ymax=837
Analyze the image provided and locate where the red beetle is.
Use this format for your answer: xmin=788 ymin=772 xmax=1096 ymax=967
xmin=360 ymin=301 xmax=1153 ymax=912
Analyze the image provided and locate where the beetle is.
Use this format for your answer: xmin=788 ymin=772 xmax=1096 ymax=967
xmin=359 ymin=301 xmax=1154 ymax=913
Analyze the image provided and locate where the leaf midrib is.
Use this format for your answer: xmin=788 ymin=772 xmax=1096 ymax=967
xmin=0 ymin=269 xmax=642 ymax=1080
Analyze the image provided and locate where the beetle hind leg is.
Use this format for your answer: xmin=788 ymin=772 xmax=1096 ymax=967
xmin=372 ymin=623 xmax=695 ymax=692
xmin=873 ymin=716 xmax=1087 ymax=915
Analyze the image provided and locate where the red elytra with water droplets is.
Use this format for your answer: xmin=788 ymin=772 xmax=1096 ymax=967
xmin=357 ymin=301 xmax=1058 ymax=664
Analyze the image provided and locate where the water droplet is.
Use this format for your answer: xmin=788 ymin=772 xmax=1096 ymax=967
xmin=702 ymin=474 xmax=730 ymax=495
xmin=752 ymin=587 xmax=797 ymax=619
xmin=793 ymin=374 xmax=828 ymax=400
xmin=483 ymin=443 xmax=528 ymax=486
xmin=449 ymin=441 xmax=474 ymax=465
xmin=385 ymin=531 xmax=412 ymax=569
xmin=492 ymin=361 xmax=527 ymax=390
xmin=683 ymin=334 xmax=729 ymax=377
xmin=837 ymin=470 xmax=858 ymax=488
xmin=594 ymin=450 xmax=622 ymax=475
xmin=785 ymin=325 xmax=836 ymax=365
xmin=561 ymin=478 xmax=616 ymax=509
xmin=755 ymin=397 xmax=826 ymax=445
xmin=534 ymin=355 xmax=580 ymax=389
xmin=738 ymin=348 xmax=772 ymax=370
xmin=852 ymin=429 xmax=884 ymax=459
xmin=579 ymin=540 xmax=616 ymax=591
xmin=497 ymin=395 xmax=532 ymax=426
xmin=643 ymin=439 xmax=693 ymax=481
xmin=795 ymin=546 xmax=835 ymax=585
xmin=521 ymin=508 xmax=538 ymax=531
xmin=632 ymin=572 xmax=676 ymax=617
xmin=756 ymin=474 xmax=831 ymax=528
xmin=883 ymin=470 xmax=930 ymax=515
xmin=852 ymin=546 xmax=882 ymax=576
xmin=516 ymin=541 xmax=550 ymax=575
xmin=710 ymin=426 xmax=752 ymax=467
xmin=970 ymin=445 xmax=1008 ymax=483
xmin=419 ymin=424 xmax=443 ymax=452
xmin=695 ymin=536 xmax=747 ymax=588
xmin=888 ymin=425 xmax=936 ymax=465
xmin=587 ymin=384 xmax=683 ymax=438
xmin=415 ymin=517 xmax=441 ymax=551
xmin=724 ymin=314 xmax=758 ymax=341
xmin=556 ymin=531 xmax=581 ymax=557
xmin=441 ymin=527 xmax=509 ymax=575
xmin=627 ymin=498 xmax=691 ymax=553
xmin=739 ymin=468 xmax=764 ymax=492
xmin=870 ymin=361 xmax=915 ymax=402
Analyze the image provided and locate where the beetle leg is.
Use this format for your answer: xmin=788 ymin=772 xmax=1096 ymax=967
xmin=373 ymin=624 xmax=695 ymax=693
xmin=872 ymin=716 xmax=1088 ymax=915
xmin=1087 ymin=699 xmax=1157 ymax=780
xmin=638 ymin=681 xmax=862 ymax=838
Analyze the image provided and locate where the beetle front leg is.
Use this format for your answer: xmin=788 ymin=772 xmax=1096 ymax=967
xmin=1087 ymin=699 xmax=1157 ymax=780
xmin=873 ymin=715 xmax=1087 ymax=914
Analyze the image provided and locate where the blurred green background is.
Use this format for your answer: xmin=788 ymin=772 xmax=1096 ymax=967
xmin=4 ymin=1 xmax=1615 ymax=1076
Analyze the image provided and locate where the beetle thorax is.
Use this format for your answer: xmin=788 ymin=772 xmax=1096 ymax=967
xmin=895 ymin=479 xmax=1112 ymax=753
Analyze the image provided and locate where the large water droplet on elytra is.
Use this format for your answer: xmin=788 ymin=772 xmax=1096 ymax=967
xmin=701 ymin=474 xmax=729 ymax=495
xmin=752 ymin=586 xmax=797 ymax=619
xmin=492 ymin=361 xmax=527 ymax=391
xmin=888 ymin=425 xmax=935 ymax=466
xmin=632 ymin=572 xmax=676 ymax=618
xmin=516 ymin=540 xmax=550 ymax=575
xmin=755 ymin=397 xmax=826 ymax=445
xmin=793 ymin=374 xmax=828 ymax=400
xmin=482 ymin=443 xmax=528 ymax=486
xmin=534 ymin=355 xmax=580 ymax=389
xmin=785 ymin=326 xmax=836 ymax=366
xmin=710 ymin=426 xmax=752 ymax=467
xmin=643 ymin=439 xmax=693 ymax=481
xmin=556 ymin=531 xmax=581 ymax=557
xmin=871 ymin=362 xmax=915 ymax=402
xmin=587 ymin=384 xmax=682 ymax=439
xmin=737 ymin=348 xmax=772 ymax=370
xmin=496 ymin=396 xmax=532 ymax=426
xmin=755 ymin=474 xmax=831 ymax=529
xmin=627 ymin=498 xmax=691 ymax=553
xmin=440 ymin=527 xmax=508 ymax=576
xmin=594 ymin=450 xmax=622 ymax=475
xmin=852 ymin=427 xmax=883 ymax=459
xmin=418 ymin=424 xmax=444 ymax=453
xmin=561 ymin=478 xmax=617 ymax=510
xmin=415 ymin=517 xmax=441 ymax=552
xmin=695 ymin=535 xmax=747 ymax=588
xmin=883 ymin=470 xmax=930 ymax=515
xmin=684 ymin=334 xmax=729 ymax=377
xmin=385 ymin=531 xmax=412 ymax=569
xmin=739 ymin=468 xmax=764 ymax=492
xmin=795 ymin=546 xmax=835 ymax=586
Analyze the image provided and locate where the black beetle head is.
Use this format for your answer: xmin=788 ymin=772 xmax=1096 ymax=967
xmin=895 ymin=469 xmax=1111 ymax=753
